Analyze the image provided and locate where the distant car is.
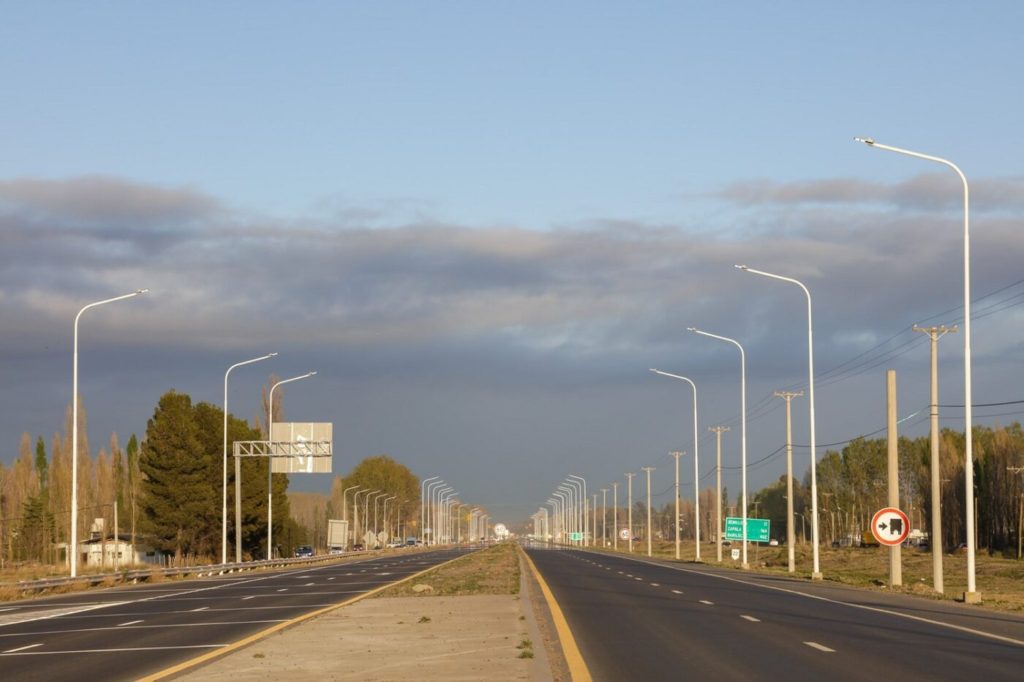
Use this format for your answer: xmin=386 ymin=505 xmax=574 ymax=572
xmin=328 ymin=546 xmax=344 ymax=555
xmin=294 ymin=545 xmax=314 ymax=558
xmin=352 ymin=543 xmax=365 ymax=551
xmin=769 ymin=539 xmax=779 ymax=546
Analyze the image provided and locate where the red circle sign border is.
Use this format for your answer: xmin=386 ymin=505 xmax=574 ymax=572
xmin=870 ymin=506 xmax=910 ymax=546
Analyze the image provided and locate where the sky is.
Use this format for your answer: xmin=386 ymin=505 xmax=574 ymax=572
xmin=2 ymin=2 xmax=1023 ymax=526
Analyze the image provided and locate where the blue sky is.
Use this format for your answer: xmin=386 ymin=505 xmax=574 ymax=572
xmin=2 ymin=2 xmax=1023 ymax=523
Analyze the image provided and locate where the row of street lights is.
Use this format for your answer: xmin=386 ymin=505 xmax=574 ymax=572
xmin=534 ymin=138 xmax=976 ymax=600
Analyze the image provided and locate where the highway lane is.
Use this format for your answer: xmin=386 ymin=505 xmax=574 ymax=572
xmin=0 ymin=547 xmax=470 ymax=681
xmin=525 ymin=546 xmax=1024 ymax=681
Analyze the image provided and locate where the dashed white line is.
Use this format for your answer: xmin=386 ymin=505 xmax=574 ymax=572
xmin=699 ymin=600 xmax=714 ymax=605
xmin=118 ymin=620 xmax=143 ymax=627
xmin=650 ymin=583 xmax=660 ymax=587
xmin=305 ymin=582 xmax=315 ymax=586
xmin=241 ymin=596 xmax=255 ymax=601
xmin=804 ymin=642 xmax=835 ymax=652
xmin=671 ymin=589 xmax=683 ymax=595
xmin=276 ymin=589 xmax=288 ymax=593
xmin=741 ymin=615 xmax=760 ymax=622
xmin=190 ymin=607 xmax=209 ymax=612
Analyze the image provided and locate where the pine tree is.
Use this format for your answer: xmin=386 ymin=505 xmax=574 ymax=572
xmin=138 ymin=391 xmax=212 ymax=560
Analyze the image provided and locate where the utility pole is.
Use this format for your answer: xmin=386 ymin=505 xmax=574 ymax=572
xmin=887 ymin=369 xmax=902 ymax=586
xmin=709 ymin=426 xmax=730 ymax=563
xmin=1009 ymin=467 xmax=1024 ymax=561
xmin=671 ymin=452 xmax=683 ymax=560
xmin=914 ymin=323 xmax=957 ymax=594
xmin=601 ymin=488 xmax=608 ymax=549
xmin=612 ymin=482 xmax=619 ymax=551
xmin=626 ymin=473 xmax=636 ymax=553
xmin=774 ymin=391 xmax=803 ymax=574
xmin=642 ymin=467 xmax=655 ymax=557
xmin=592 ymin=494 xmax=598 ymax=546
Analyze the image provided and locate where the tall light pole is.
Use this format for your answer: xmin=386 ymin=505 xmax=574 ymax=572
xmin=563 ymin=479 xmax=584 ymax=545
xmin=267 ymin=371 xmax=316 ymax=559
xmin=223 ymin=352 xmax=277 ymax=564
xmin=689 ymin=327 xmax=748 ymax=568
xmin=650 ymin=369 xmax=701 ymax=561
xmin=420 ymin=476 xmax=440 ymax=544
xmin=670 ymin=452 xmax=683 ymax=560
xmin=71 ymin=289 xmax=147 ymax=578
xmin=736 ymin=265 xmax=821 ymax=578
xmin=592 ymin=493 xmax=598 ymax=545
xmin=914 ymin=323 xmax=957 ymax=593
xmin=557 ymin=485 xmax=576 ymax=544
xmin=424 ymin=480 xmax=445 ymax=544
xmin=568 ymin=475 xmax=588 ymax=546
xmin=382 ymin=496 xmax=397 ymax=540
xmin=611 ymin=481 xmax=619 ymax=551
xmin=856 ymin=136 xmax=978 ymax=601
xmin=343 ymin=485 xmax=362 ymax=524
xmin=601 ymin=488 xmax=609 ymax=549
xmin=642 ymin=467 xmax=655 ymax=557
xmin=554 ymin=490 xmax=570 ymax=544
xmin=626 ymin=472 xmax=635 ymax=553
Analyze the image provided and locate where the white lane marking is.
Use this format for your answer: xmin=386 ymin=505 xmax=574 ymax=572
xmin=626 ymin=574 xmax=633 ymax=578
xmin=0 ymin=602 xmax=127 ymax=628
xmin=634 ymin=577 xmax=643 ymax=581
xmin=4 ymin=643 xmax=42 ymax=653
xmin=650 ymin=583 xmax=660 ymax=587
xmin=671 ymin=590 xmax=683 ymax=595
xmin=741 ymin=615 xmax=760 ymax=622
xmin=327 ymin=577 xmax=335 ymax=581
xmin=305 ymin=582 xmax=315 ymax=586
xmin=276 ymin=589 xmax=288 ymax=592
xmin=699 ymin=600 xmax=714 ymax=605
xmin=118 ymin=620 xmax=143 ymax=627
xmin=377 ymin=572 xmax=391 ymax=576
xmin=804 ymin=642 xmax=835 ymax=653
xmin=241 ymin=596 xmax=255 ymax=600
xmin=611 ymin=552 xmax=1024 ymax=649
xmin=0 ymin=644 xmax=227 ymax=656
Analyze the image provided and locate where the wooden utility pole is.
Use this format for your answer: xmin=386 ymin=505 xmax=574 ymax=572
xmin=775 ymin=390 xmax=803 ymax=574
xmin=709 ymin=426 xmax=730 ymax=563
xmin=914 ymin=323 xmax=957 ymax=593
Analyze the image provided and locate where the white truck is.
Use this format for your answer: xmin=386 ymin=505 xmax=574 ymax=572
xmin=327 ymin=519 xmax=349 ymax=554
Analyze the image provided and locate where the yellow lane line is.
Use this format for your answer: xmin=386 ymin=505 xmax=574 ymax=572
xmin=139 ymin=551 xmax=473 ymax=681
xmin=519 ymin=547 xmax=593 ymax=682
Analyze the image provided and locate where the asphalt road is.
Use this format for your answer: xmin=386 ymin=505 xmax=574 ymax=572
xmin=525 ymin=546 xmax=1024 ymax=681
xmin=0 ymin=547 xmax=469 ymax=681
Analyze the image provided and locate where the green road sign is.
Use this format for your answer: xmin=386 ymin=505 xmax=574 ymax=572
xmin=725 ymin=516 xmax=770 ymax=542
xmin=569 ymin=532 xmax=583 ymax=541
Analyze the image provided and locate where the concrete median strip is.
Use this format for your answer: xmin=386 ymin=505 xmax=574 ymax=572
xmin=137 ymin=552 xmax=474 ymax=681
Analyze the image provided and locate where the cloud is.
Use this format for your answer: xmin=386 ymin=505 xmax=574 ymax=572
xmin=716 ymin=174 xmax=1024 ymax=213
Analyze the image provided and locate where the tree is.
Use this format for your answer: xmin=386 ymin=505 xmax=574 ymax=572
xmin=138 ymin=391 xmax=214 ymax=560
xmin=341 ymin=455 xmax=419 ymax=537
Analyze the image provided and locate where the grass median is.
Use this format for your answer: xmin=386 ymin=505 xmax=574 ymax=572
xmin=376 ymin=542 xmax=520 ymax=597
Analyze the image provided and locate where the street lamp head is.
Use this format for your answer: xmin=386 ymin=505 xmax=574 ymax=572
xmin=686 ymin=327 xmax=698 ymax=333
xmin=854 ymin=137 xmax=875 ymax=146
xmin=269 ymin=352 xmax=279 ymax=357
xmin=135 ymin=288 xmax=149 ymax=295
xmin=734 ymin=264 xmax=748 ymax=271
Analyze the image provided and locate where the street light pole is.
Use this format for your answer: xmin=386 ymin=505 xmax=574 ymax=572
xmin=568 ymin=475 xmax=588 ymax=546
xmin=649 ymin=369 xmax=701 ymax=561
xmin=736 ymin=265 xmax=821 ymax=578
xmin=856 ymin=136 xmax=978 ymax=601
xmin=670 ymin=452 xmax=683 ymax=560
xmin=223 ymin=352 xmax=277 ymax=564
xmin=611 ymin=482 xmax=619 ymax=551
xmin=71 ymin=289 xmax=147 ymax=578
xmin=642 ymin=467 xmax=655 ymax=557
xmin=690 ymin=327 xmax=748 ymax=568
xmin=420 ymin=477 xmax=440 ymax=544
xmin=626 ymin=473 xmax=635 ymax=553
xmin=267 ymin=371 xmax=317 ymax=560
xmin=601 ymin=488 xmax=608 ymax=549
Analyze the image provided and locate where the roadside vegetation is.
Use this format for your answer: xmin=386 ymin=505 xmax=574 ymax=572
xmin=377 ymin=541 xmax=520 ymax=597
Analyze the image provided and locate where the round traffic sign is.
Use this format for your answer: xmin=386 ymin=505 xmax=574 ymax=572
xmin=870 ymin=507 xmax=910 ymax=546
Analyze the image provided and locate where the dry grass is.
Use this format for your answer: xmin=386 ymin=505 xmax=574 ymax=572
xmin=377 ymin=542 xmax=521 ymax=598
xmin=606 ymin=539 xmax=1024 ymax=611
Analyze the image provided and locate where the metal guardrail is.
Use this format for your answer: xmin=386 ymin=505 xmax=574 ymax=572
xmin=0 ymin=548 xmax=380 ymax=594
